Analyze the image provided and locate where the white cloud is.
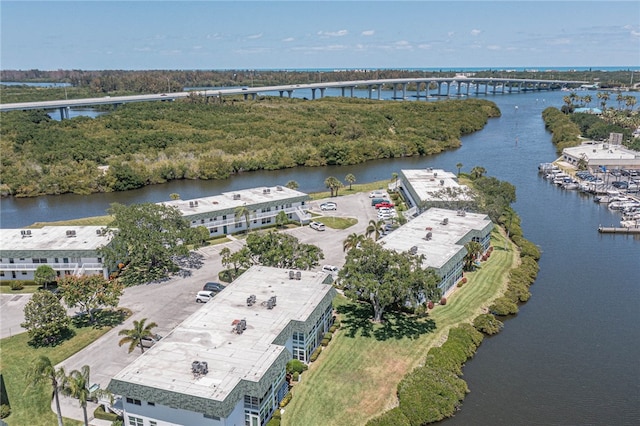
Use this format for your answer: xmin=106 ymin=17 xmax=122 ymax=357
xmin=394 ymin=40 xmax=412 ymax=50
xmin=470 ymin=29 xmax=481 ymax=37
xmin=486 ymin=45 xmax=501 ymax=51
xmin=547 ymin=37 xmax=571 ymax=45
xmin=247 ymin=33 xmax=263 ymax=40
xmin=417 ymin=43 xmax=431 ymax=50
xmin=447 ymin=31 xmax=455 ymax=37
xmin=362 ymin=30 xmax=375 ymax=36
xmin=318 ymin=30 xmax=348 ymax=37
xmin=282 ymin=37 xmax=295 ymax=42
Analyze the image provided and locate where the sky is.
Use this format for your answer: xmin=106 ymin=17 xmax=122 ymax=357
xmin=1 ymin=1 xmax=639 ymax=71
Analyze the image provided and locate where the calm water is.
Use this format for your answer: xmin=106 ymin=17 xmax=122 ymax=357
xmin=1 ymin=90 xmax=639 ymax=424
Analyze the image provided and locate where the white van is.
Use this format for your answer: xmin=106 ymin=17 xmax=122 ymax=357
xmin=322 ymin=265 xmax=339 ymax=274
xmin=310 ymin=221 xmax=326 ymax=231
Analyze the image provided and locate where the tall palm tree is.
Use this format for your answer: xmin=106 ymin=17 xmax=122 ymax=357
xmin=345 ymin=173 xmax=356 ymax=190
xmin=234 ymin=205 xmax=251 ymax=233
xmin=63 ymin=365 xmax=91 ymax=426
xmin=25 ymin=356 xmax=66 ymax=426
xmin=365 ymin=219 xmax=386 ymax=241
xmin=118 ymin=318 xmax=158 ymax=354
xmin=324 ymin=176 xmax=342 ymax=197
xmin=285 ymin=180 xmax=299 ymax=190
xmin=470 ymin=166 xmax=487 ymax=180
xmin=456 ymin=163 xmax=463 ymax=177
xmin=343 ymin=233 xmax=365 ymax=252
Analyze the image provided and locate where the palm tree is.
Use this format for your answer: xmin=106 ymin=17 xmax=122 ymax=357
xmin=391 ymin=172 xmax=399 ymax=189
xmin=118 ymin=318 xmax=158 ymax=354
xmin=25 ymin=356 xmax=66 ymax=426
xmin=456 ymin=162 xmax=463 ymax=177
xmin=343 ymin=233 xmax=365 ymax=252
xmin=234 ymin=205 xmax=251 ymax=233
xmin=365 ymin=219 xmax=386 ymax=241
xmin=345 ymin=173 xmax=356 ymax=191
xmin=63 ymin=365 xmax=91 ymax=426
xmin=324 ymin=176 xmax=342 ymax=197
xmin=597 ymin=91 xmax=609 ymax=110
xmin=169 ymin=193 xmax=180 ymax=200
xmin=470 ymin=166 xmax=487 ymax=180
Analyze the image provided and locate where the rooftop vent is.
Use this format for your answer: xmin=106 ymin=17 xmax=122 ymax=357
xmin=425 ymin=232 xmax=432 ymax=241
xmin=296 ymin=271 xmax=301 ymax=280
xmin=233 ymin=194 xmax=241 ymax=200
xmin=191 ymin=360 xmax=209 ymax=378
xmin=441 ymin=218 xmax=449 ymax=225
xmin=457 ymin=210 xmax=466 ymax=217
xmin=20 ymin=230 xmax=32 ymax=238
xmin=289 ymin=270 xmax=295 ymax=280
xmin=440 ymin=180 xmax=445 ymax=186
xmin=409 ymin=246 xmax=418 ymax=255
xmin=66 ymin=230 xmax=77 ymax=237
xmin=434 ymin=172 xmax=438 ymax=177
xmin=189 ymin=201 xmax=194 ymax=207
xmin=262 ymin=188 xmax=271 ymax=194
xmin=276 ymin=186 xmax=283 ymax=191
xmin=266 ymin=296 xmax=277 ymax=310
xmin=247 ymin=294 xmax=256 ymax=306
xmin=232 ymin=319 xmax=247 ymax=334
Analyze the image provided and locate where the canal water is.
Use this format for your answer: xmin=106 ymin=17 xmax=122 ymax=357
xmin=1 ymin=90 xmax=638 ymax=424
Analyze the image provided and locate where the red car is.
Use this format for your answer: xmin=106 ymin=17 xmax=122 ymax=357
xmin=375 ymin=201 xmax=395 ymax=209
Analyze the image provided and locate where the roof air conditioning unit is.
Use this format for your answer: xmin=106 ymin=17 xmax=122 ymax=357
xmin=296 ymin=271 xmax=301 ymax=280
xmin=20 ymin=230 xmax=32 ymax=237
xmin=191 ymin=360 xmax=209 ymax=377
xmin=441 ymin=218 xmax=449 ymax=225
xmin=409 ymin=246 xmax=418 ymax=255
xmin=247 ymin=295 xmax=256 ymax=306
xmin=233 ymin=194 xmax=241 ymax=200
xmin=425 ymin=232 xmax=432 ymax=241
xmin=434 ymin=172 xmax=438 ymax=177
xmin=289 ymin=270 xmax=295 ymax=280
xmin=66 ymin=230 xmax=77 ymax=237
xmin=440 ymin=180 xmax=444 ymax=185
xmin=233 ymin=319 xmax=247 ymax=334
xmin=266 ymin=296 xmax=277 ymax=310
xmin=189 ymin=201 xmax=194 ymax=207
xmin=276 ymin=186 xmax=283 ymax=191
xmin=194 ymin=201 xmax=199 ymax=206
xmin=263 ymin=189 xmax=268 ymax=194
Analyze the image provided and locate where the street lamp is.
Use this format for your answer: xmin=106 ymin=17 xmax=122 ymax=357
xmin=165 ymin=77 xmax=170 ymax=93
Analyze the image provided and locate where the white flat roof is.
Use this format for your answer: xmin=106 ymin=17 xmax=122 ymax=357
xmin=563 ymin=143 xmax=639 ymax=161
xmin=401 ymin=169 xmax=473 ymax=202
xmin=0 ymin=226 xmax=112 ymax=252
xmin=111 ymin=266 xmax=334 ymax=402
xmin=379 ymin=208 xmax=491 ymax=269
xmin=160 ymin=186 xmax=308 ymax=217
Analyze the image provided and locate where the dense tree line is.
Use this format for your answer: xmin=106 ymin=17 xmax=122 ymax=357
xmin=0 ymin=97 xmax=499 ymax=197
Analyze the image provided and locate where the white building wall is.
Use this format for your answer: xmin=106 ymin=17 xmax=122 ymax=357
xmin=123 ymin=397 xmax=244 ymax=426
xmin=0 ymin=255 xmax=108 ymax=281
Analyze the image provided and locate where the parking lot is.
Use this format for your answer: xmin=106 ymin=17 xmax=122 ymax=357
xmin=2 ymin=191 xmax=382 ymax=408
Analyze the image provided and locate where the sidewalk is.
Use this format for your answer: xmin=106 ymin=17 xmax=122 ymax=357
xmin=53 ymin=394 xmax=112 ymax=426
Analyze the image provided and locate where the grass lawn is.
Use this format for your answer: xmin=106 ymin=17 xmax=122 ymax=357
xmin=316 ymin=216 xmax=358 ymax=230
xmin=282 ymin=228 xmax=518 ymax=426
xmin=0 ymin=284 xmax=41 ymax=294
xmin=0 ymin=310 xmax=127 ymax=426
xmin=29 ymin=215 xmax=114 ymax=228
xmin=308 ymin=180 xmax=391 ymax=201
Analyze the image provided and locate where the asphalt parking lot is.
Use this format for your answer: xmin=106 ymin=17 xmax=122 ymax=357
xmin=2 ymin=191 xmax=382 ymax=400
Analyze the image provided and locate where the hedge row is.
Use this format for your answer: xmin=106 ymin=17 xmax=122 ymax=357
xmin=366 ymin=324 xmax=484 ymax=425
xmin=93 ymin=405 xmax=121 ymax=422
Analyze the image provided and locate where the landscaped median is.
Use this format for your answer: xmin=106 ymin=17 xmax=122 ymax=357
xmin=282 ymin=228 xmax=520 ymax=426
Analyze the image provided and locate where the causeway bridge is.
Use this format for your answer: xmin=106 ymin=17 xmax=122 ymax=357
xmin=0 ymin=77 xmax=587 ymax=119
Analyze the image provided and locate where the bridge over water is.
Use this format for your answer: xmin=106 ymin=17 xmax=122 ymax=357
xmin=0 ymin=77 xmax=586 ymax=119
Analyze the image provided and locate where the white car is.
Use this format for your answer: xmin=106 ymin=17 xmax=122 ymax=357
xmin=369 ymin=190 xmax=387 ymax=198
xmin=196 ymin=291 xmax=215 ymax=303
xmin=320 ymin=202 xmax=337 ymax=211
xmin=309 ymin=221 xmax=326 ymax=231
xmin=322 ymin=265 xmax=339 ymax=274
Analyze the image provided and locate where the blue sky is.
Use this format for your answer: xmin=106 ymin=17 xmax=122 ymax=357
xmin=1 ymin=1 xmax=639 ymax=70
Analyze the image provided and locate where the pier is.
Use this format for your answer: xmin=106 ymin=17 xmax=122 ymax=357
xmin=598 ymin=226 xmax=640 ymax=234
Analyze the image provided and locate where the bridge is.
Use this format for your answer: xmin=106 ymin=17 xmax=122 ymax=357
xmin=0 ymin=77 xmax=587 ymax=119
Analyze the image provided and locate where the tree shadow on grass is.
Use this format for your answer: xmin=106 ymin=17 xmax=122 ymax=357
xmin=71 ymin=308 xmax=131 ymax=329
xmin=336 ymin=303 xmax=436 ymax=341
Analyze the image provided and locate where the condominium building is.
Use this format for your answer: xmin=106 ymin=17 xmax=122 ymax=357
xmin=107 ymin=266 xmax=336 ymax=426
xmin=378 ymin=208 xmax=493 ymax=296
xmin=397 ymin=168 xmax=474 ymax=212
xmin=0 ymin=226 xmax=112 ymax=281
xmin=160 ymin=186 xmax=311 ymax=237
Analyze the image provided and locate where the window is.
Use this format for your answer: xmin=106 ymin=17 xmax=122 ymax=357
xmin=147 ymin=402 xmax=155 ymax=406
xmin=126 ymin=397 xmax=141 ymax=406
xmin=149 ymin=422 xmax=157 ymax=426
xmin=97 ymin=258 xmax=102 ymax=263
xmin=128 ymin=416 xmax=143 ymax=426
xmin=201 ymin=219 xmax=205 ymax=224
xmin=21 ymin=272 xmax=27 ymax=275
xmin=0 ymin=272 xmax=4 ymax=277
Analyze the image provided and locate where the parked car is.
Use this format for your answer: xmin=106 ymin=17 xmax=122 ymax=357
xmin=196 ymin=291 xmax=215 ymax=303
xmin=369 ymin=190 xmax=387 ymax=198
xmin=370 ymin=197 xmax=389 ymax=206
xmin=141 ymin=333 xmax=162 ymax=348
xmin=309 ymin=221 xmax=326 ymax=231
xmin=322 ymin=265 xmax=339 ymax=274
xmin=203 ymin=282 xmax=225 ymax=292
xmin=375 ymin=201 xmax=395 ymax=209
xmin=320 ymin=202 xmax=337 ymax=211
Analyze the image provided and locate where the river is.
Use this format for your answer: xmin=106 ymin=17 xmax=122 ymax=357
xmin=1 ymin=89 xmax=639 ymax=424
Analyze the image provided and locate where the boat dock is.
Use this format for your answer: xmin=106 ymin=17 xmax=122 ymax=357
xmin=598 ymin=226 xmax=640 ymax=234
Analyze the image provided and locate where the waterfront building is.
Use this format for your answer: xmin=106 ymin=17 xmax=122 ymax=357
xmin=107 ymin=266 xmax=336 ymax=426
xmin=378 ymin=208 xmax=493 ymax=296
xmin=0 ymin=226 xmax=112 ymax=281
xmin=397 ymin=168 xmax=474 ymax=212
xmin=561 ymin=142 xmax=640 ymax=170
xmin=160 ymin=186 xmax=311 ymax=237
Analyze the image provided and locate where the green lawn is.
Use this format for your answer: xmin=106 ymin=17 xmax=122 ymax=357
xmin=308 ymin=180 xmax=391 ymax=201
xmin=316 ymin=216 xmax=358 ymax=230
xmin=0 ymin=310 xmax=127 ymax=425
xmin=282 ymin=228 xmax=517 ymax=426
xmin=0 ymin=284 xmax=41 ymax=294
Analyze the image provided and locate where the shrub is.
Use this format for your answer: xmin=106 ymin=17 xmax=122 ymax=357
xmin=321 ymin=338 xmax=330 ymax=347
xmin=292 ymin=371 xmax=300 ymax=382
xmin=10 ymin=281 xmax=24 ymax=291
xmin=94 ymin=405 xmax=121 ymax=421
xmin=440 ymin=297 xmax=447 ymax=306
xmin=0 ymin=404 xmax=11 ymax=419
xmin=323 ymin=332 xmax=332 ymax=341
xmin=279 ymin=392 xmax=293 ymax=408
xmin=329 ymin=324 xmax=338 ymax=333
xmin=365 ymin=407 xmax=411 ymax=426
xmin=490 ymin=297 xmax=519 ymax=316
xmin=473 ymin=313 xmax=504 ymax=335
xmin=286 ymin=359 xmax=308 ymax=375
xmin=310 ymin=347 xmax=321 ymax=362
xmin=427 ymin=300 xmax=434 ymax=309
xmin=266 ymin=418 xmax=280 ymax=426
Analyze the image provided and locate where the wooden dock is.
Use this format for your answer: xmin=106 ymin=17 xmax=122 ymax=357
xmin=598 ymin=226 xmax=640 ymax=234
